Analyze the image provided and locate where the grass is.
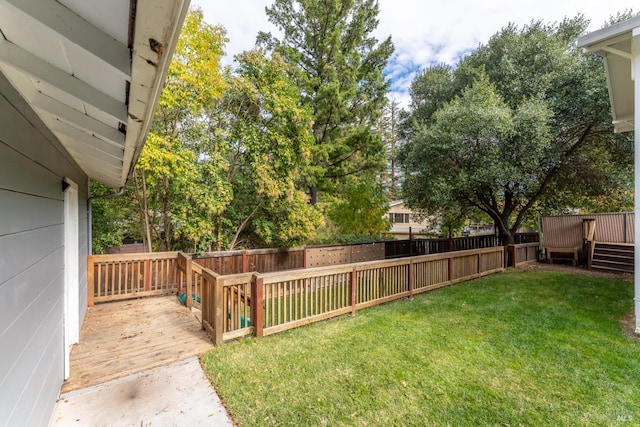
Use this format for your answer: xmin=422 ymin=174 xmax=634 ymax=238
xmin=201 ymin=269 xmax=640 ymax=426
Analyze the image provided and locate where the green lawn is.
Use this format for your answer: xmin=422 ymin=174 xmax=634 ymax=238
xmin=201 ymin=269 xmax=640 ymax=426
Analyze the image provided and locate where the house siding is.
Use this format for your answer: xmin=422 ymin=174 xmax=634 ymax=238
xmin=387 ymin=201 xmax=433 ymax=237
xmin=0 ymin=74 xmax=89 ymax=427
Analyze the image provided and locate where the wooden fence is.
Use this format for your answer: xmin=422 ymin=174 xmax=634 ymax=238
xmin=305 ymin=242 xmax=386 ymax=267
xmin=385 ymin=234 xmax=499 ymax=259
xmin=507 ymin=243 xmax=540 ymax=267
xmin=87 ymin=246 xmax=506 ymax=344
xmin=191 ymin=234 xmax=537 ymax=275
xmin=541 ymin=212 xmax=634 ymax=247
xmin=87 ymin=252 xmax=179 ymax=305
xmin=207 ymin=246 xmax=505 ymax=341
xmin=194 ymin=247 xmax=305 ymax=275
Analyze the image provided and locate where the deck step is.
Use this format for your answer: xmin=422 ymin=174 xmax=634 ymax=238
xmin=590 ymin=263 xmax=634 ymax=273
xmin=591 ymin=243 xmax=634 ymax=274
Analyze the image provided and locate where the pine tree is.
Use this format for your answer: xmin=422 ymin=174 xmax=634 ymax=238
xmin=257 ymin=0 xmax=394 ymax=204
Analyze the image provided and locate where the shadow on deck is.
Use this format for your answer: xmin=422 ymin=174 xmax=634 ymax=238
xmin=62 ymin=296 xmax=213 ymax=393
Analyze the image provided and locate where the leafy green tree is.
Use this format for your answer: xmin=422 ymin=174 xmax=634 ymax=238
xmin=212 ymin=51 xmax=322 ymax=249
xmin=257 ymin=0 xmax=394 ymax=204
xmin=89 ymin=181 xmax=130 ymax=253
xmin=400 ymin=17 xmax=633 ymax=245
xmin=134 ymin=9 xmax=230 ymax=251
xmin=327 ymin=176 xmax=390 ymax=236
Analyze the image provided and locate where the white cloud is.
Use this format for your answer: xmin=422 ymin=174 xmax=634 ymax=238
xmin=193 ymin=0 xmax=636 ymax=107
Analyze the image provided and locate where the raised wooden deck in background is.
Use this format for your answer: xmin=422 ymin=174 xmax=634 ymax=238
xmin=62 ymin=296 xmax=213 ymax=393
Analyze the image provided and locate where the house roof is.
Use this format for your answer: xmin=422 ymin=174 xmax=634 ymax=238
xmin=577 ymin=15 xmax=640 ymax=133
xmin=0 ymin=0 xmax=190 ymax=188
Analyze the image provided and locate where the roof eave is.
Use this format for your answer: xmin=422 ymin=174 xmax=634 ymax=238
xmin=577 ymin=15 xmax=639 ymax=134
xmin=121 ymin=0 xmax=190 ymax=187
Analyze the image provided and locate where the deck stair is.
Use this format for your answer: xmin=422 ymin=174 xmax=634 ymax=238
xmin=591 ymin=243 xmax=634 ymax=273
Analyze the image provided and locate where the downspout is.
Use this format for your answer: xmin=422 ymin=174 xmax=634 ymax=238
xmin=633 ymin=27 xmax=640 ymax=334
xmin=87 ymin=187 xmax=124 ymax=255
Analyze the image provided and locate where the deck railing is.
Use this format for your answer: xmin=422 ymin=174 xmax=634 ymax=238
xmin=88 ymin=246 xmax=506 ymax=343
xmin=87 ymin=252 xmax=179 ymax=305
xmin=243 ymin=246 xmax=504 ymax=340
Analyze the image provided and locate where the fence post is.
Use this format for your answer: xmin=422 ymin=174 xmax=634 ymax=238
xmin=144 ymin=259 xmax=151 ymax=292
xmin=186 ymin=256 xmax=193 ymax=309
xmin=502 ymin=246 xmax=506 ymax=269
xmin=242 ymin=251 xmax=249 ymax=273
xmin=408 ymin=259 xmax=414 ymax=298
xmin=409 ymin=227 xmax=413 ymax=257
xmin=447 ymin=256 xmax=453 ymax=283
xmin=624 ymin=213 xmax=628 ymax=244
xmin=213 ymin=275 xmax=224 ymax=345
xmin=350 ymin=267 xmax=357 ymax=315
xmin=87 ymin=255 xmax=95 ymax=307
xmin=303 ymin=247 xmax=308 ymax=268
xmin=252 ymin=274 xmax=264 ymax=337
xmin=477 ymin=251 xmax=482 ymax=275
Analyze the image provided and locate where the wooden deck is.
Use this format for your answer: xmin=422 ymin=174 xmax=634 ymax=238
xmin=62 ymin=296 xmax=213 ymax=393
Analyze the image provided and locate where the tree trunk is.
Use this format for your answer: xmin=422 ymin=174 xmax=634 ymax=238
xmin=229 ymin=201 xmax=263 ymax=250
xmin=162 ymin=177 xmax=171 ymax=251
xmin=136 ymin=171 xmax=153 ymax=252
xmin=309 ymin=187 xmax=319 ymax=205
xmin=497 ymin=223 xmax=514 ymax=246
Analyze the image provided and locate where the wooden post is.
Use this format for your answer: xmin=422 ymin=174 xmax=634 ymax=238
xmin=350 ymin=267 xmax=357 ymax=315
xmin=447 ymin=256 xmax=453 ymax=282
xmin=87 ymin=255 xmax=95 ymax=307
xmin=242 ymin=250 xmax=249 ymax=273
xmin=477 ymin=251 xmax=482 ymax=275
xmin=177 ymin=253 xmax=186 ymax=295
xmin=303 ymin=247 xmax=308 ymax=269
xmin=186 ymin=256 xmax=193 ymax=309
xmin=252 ymin=275 xmax=264 ymax=337
xmin=408 ymin=260 xmax=414 ymax=298
xmin=144 ymin=259 xmax=151 ymax=292
xmin=213 ymin=276 xmax=224 ymax=345
xmin=409 ymin=227 xmax=413 ymax=257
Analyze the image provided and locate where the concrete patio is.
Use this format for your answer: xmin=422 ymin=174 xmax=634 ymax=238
xmin=50 ymin=296 xmax=233 ymax=426
xmin=50 ymin=357 xmax=232 ymax=426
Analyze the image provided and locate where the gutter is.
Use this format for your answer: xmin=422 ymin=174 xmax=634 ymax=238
xmin=87 ymin=187 xmax=124 ymax=255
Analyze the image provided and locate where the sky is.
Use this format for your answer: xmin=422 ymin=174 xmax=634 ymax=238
xmin=192 ymin=0 xmax=636 ymax=107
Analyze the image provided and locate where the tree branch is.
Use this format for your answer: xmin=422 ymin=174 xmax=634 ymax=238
xmin=513 ymin=124 xmax=593 ymax=231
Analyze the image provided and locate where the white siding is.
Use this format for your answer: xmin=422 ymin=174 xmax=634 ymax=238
xmin=0 ymin=73 xmax=89 ymax=427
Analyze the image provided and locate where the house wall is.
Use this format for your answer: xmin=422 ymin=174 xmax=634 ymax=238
xmin=0 ymin=74 xmax=88 ymax=427
xmin=387 ymin=202 xmax=433 ymax=237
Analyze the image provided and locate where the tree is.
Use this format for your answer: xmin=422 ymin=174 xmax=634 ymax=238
xmin=377 ymin=99 xmax=403 ymax=200
xmin=211 ymin=50 xmax=322 ymax=249
xmin=134 ymin=9 xmax=230 ymax=251
xmin=257 ymin=0 xmax=394 ymax=204
xmin=399 ymin=17 xmax=633 ymax=244
xmin=327 ymin=175 xmax=390 ymax=236
xmin=89 ymin=181 xmax=130 ymax=253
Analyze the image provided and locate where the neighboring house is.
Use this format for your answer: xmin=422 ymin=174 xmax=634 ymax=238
xmin=387 ymin=200 xmax=436 ymax=238
xmin=577 ymin=15 xmax=640 ymax=334
xmin=0 ymin=1 xmax=189 ymax=426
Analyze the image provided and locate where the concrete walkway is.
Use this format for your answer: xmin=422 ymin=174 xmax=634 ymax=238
xmin=49 ymin=358 xmax=233 ymax=427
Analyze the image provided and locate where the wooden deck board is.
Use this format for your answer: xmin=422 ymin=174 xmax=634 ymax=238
xmin=62 ymin=296 xmax=213 ymax=393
